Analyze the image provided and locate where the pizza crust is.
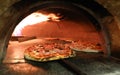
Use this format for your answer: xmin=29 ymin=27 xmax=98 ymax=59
xmin=24 ymin=51 xmax=75 ymax=62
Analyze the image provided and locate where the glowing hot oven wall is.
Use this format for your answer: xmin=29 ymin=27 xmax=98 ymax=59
xmin=0 ymin=0 xmax=120 ymax=63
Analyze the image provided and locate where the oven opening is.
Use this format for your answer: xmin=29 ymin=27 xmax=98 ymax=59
xmin=3 ymin=8 xmax=106 ymax=63
xmin=1 ymin=1 xmax=120 ymax=75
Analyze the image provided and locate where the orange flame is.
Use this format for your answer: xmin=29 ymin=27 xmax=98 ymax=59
xmin=12 ymin=12 xmax=60 ymax=36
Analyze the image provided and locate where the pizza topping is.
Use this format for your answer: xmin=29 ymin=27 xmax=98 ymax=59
xmin=24 ymin=40 xmax=76 ymax=62
xmin=70 ymin=40 xmax=103 ymax=53
xmin=24 ymin=39 xmax=103 ymax=62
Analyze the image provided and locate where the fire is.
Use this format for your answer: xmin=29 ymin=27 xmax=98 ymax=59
xmin=12 ymin=12 xmax=60 ymax=36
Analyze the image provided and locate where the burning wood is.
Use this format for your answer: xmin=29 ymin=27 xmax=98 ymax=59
xmin=10 ymin=36 xmax=36 ymax=42
xmin=18 ymin=36 xmax=36 ymax=42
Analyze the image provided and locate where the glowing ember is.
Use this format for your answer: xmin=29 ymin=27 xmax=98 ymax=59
xmin=12 ymin=12 xmax=60 ymax=36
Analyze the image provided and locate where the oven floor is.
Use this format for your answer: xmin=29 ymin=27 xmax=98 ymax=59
xmin=1 ymin=53 xmax=120 ymax=75
xmin=1 ymin=38 xmax=120 ymax=75
xmin=4 ymin=38 xmax=104 ymax=63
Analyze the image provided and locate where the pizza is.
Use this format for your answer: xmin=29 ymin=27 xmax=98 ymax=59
xmin=24 ymin=38 xmax=103 ymax=62
xmin=24 ymin=42 xmax=76 ymax=62
xmin=70 ymin=40 xmax=103 ymax=53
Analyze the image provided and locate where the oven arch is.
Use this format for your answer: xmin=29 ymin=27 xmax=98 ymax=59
xmin=0 ymin=0 xmax=115 ymax=63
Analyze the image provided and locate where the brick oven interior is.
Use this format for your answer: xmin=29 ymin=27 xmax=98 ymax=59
xmin=5 ymin=8 xmax=106 ymax=62
xmin=0 ymin=0 xmax=120 ymax=75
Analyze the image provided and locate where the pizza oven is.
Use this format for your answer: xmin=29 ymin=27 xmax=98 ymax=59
xmin=0 ymin=0 xmax=120 ymax=75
